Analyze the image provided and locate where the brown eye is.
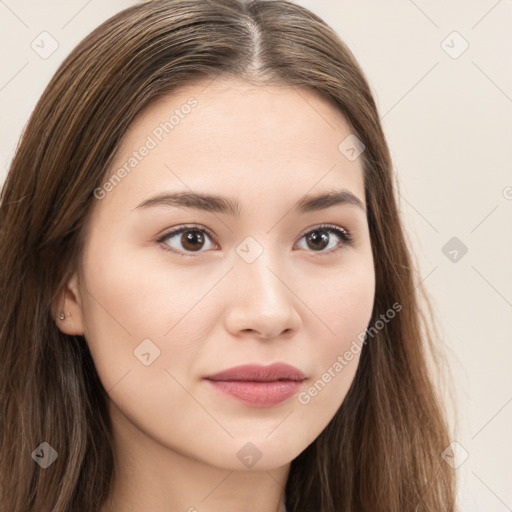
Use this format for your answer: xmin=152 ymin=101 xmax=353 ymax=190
xmin=305 ymin=230 xmax=330 ymax=251
xmin=296 ymin=225 xmax=353 ymax=255
xmin=158 ymin=226 xmax=217 ymax=255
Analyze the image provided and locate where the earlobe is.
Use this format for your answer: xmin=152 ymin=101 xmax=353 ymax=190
xmin=53 ymin=272 xmax=85 ymax=335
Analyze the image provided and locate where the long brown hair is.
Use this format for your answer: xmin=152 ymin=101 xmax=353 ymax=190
xmin=0 ymin=0 xmax=456 ymax=510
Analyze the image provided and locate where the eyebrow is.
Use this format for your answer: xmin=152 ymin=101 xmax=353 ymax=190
xmin=133 ymin=188 xmax=366 ymax=216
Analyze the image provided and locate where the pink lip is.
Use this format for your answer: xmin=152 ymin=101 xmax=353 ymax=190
xmin=204 ymin=363 xmax=307 ymax=407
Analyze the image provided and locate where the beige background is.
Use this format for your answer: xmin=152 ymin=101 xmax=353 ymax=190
xmin=1 ymin=1 xmax=511 ymax=510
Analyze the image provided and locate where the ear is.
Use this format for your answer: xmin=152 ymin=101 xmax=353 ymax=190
xmin=52 ymin=272 xmax=86 ymax=335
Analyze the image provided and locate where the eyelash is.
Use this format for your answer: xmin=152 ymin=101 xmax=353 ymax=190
xmin=156 ymin=223 xmax=353 ymax=257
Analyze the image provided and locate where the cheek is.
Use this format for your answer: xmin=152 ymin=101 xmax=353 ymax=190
xmin=307 ymin=250 xmax=375 ymax=345
xmin=78 ymin=236 xmax=224 ymax=391
xmin=295 ymin=255 xmax=375 ymax=408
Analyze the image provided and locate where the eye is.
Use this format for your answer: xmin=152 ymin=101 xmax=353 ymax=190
xmin=295 ymin=224 xmax=353 ymax=255
xmin=157 ymin=225 xmax=218 ymax=256
xmin=157 ymin=223 xmax=353 ymax=256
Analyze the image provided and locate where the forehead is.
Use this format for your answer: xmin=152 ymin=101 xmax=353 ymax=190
xmin=99 ymin=77 xmax=365 ymax=215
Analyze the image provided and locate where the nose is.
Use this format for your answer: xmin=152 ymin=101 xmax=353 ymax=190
xmin=223 ymin=252 xmax=302 ymax=340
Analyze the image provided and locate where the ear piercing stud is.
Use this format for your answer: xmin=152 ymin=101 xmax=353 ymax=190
xmin=59 ymin=312 xmax=69 ymax=321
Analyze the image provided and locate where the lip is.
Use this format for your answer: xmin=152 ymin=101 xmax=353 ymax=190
xmin=204 ymin=363 xmax=307 ymax=407
xmin=206 ymin=363 xmax=306 ymax=382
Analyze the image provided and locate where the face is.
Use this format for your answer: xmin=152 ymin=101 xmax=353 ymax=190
xmin=58 ymin=77 xmax=375 ymax=471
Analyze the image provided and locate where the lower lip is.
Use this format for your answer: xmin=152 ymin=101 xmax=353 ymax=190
xmin=205 ymin=379 xmax=304 ymax=407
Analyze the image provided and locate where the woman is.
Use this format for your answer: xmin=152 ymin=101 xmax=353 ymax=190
xmin=0 ymin=0 xmax=456 ymax=510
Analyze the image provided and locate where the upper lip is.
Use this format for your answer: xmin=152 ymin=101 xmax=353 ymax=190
xmin=205 ymin=363 xmax=306 ymax=382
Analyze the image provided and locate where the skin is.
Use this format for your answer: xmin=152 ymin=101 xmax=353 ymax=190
xmin=55 ymin=77 xmax=375 ymax=512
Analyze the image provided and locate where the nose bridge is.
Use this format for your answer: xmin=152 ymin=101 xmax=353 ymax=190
xmin=225 ymin=234 xmax=300 ymax=338
xmin=235 ymin=234 xmax=287 ymax=308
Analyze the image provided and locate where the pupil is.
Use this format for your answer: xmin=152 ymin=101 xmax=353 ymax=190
xmin=308 ymin=230 xmax=328 ymax=250
xmin=182 ymin=230 xmax=204 ymax=251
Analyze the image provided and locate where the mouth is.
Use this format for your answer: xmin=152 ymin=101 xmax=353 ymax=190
xmin=205 ymin=362 xmax=306 ymax=382
xmin=204 ymin=363 xmax=307 ymax=407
